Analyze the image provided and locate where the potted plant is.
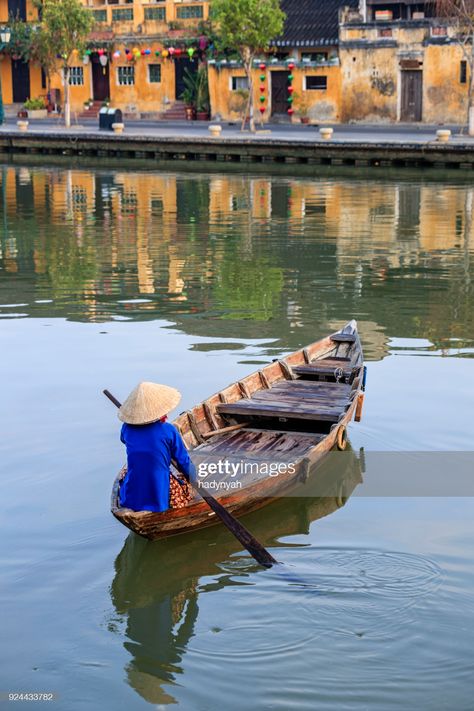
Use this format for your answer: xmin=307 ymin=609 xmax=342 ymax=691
xmin=24 ymin=97 xmax=47 ymax=119
xmin=180 ymin=68 xmax=197 ymax=120
xmin=83 ymin=98 xmax=93 ymax=110
xmin=195 ymin=66 xmax=210 ymax=121
xmin=294 ymin=92 xmax=311 ymax=124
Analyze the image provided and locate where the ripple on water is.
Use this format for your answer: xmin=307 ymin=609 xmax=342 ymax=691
xmin=188 ymin=547 xmax=442 ymax=663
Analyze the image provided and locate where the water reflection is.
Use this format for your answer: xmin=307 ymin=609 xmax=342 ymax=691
xmin=1 ymin=165 xmax=473 ymax=357
xmin=109 ymin=451 xmax=363 ymax=705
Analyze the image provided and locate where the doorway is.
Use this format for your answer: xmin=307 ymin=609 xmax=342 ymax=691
xmin=92 ymin=55 xmax=110 ymax=101
xmin=175 ymin=58 xmax=197 ymax=101
xmin=11 ymin=59 xmax=30 ymax=103
xmin=400 ymin=70 xmax=422 ymax=121
xmin=271 ymin=71 xmax=289 ymax=115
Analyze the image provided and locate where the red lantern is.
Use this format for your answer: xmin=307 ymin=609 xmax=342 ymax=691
xmin=141 ymin=49 xmax=146 ymax=55
xmin=259 ymin=85 xmax=265 ymax=93
xmin=174 ymin=47 xmax=182 ymax=57
xmin=259 ymin=63 xmax=266 ymax=70
xmin=288 ymin=85 xmax=294 ymax=94
xmin=288 ymin=62 xmax=295 ymax=70
xmin=259 ymin=106 xmax=266 ymax=114
xmin=287 ymin=107 xmax=294 ymax=115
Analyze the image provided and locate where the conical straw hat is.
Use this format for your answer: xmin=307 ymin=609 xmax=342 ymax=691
xmin=118 ymin=381 xmax=181 ymax=425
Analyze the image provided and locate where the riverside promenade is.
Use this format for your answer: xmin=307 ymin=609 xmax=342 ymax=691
xmin=1 ymin=118 xmax=474 ymax=170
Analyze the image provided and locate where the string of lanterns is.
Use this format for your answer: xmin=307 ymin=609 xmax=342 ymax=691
xmin=287 ymin=61 xmax=295 ymax=116
xmin=83 ymin=46 xmax=198 ymax=64
xmin=259 ymin=62 xmax=266 ymax=116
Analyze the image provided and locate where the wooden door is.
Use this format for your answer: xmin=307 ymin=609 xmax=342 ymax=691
xmin=271 ymin=71 xmax=288 ymax=115
xmin=11 ymin=59 xmax=30 ymax=103
xmin=401 ymin=70 xmax=422 ymax=122
xmin=92 ymin=56 xmax=110 ymax=101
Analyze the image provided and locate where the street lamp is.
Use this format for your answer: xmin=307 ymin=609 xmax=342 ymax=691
xmin=0 ymin=28 xmax=11 ymax=126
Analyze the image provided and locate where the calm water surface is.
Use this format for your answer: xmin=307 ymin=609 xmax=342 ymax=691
xmin=1 ymin=164 xmax=474 ymax=710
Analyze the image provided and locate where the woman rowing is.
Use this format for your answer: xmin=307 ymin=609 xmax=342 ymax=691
xmin=118 ymin=381 xmax=195 ymax=512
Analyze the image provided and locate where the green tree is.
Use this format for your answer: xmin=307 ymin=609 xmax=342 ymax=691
xmin=40 ymin=0 xmax=93 ymax=127
xmin=436 ymin=0 xmax=474 ymax=135
xmin=211 ymin=0 xmax=285 ymax=132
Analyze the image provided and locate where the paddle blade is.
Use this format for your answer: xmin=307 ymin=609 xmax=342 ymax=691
xmin=199 ymin=490 xmax=278 ymax=568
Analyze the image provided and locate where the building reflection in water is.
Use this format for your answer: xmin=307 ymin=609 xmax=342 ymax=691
xmin=0 ymin=165 xmax=473 ymax=354
xmin=109 ymin=450 xmax=363 ymax=705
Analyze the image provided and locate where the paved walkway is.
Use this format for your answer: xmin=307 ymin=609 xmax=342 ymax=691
xmin=2 ymin=117 xmax=473 ymax=146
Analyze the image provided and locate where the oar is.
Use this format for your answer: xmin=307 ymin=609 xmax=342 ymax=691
xmin=103 ymin=389 xmax=278 ymax=569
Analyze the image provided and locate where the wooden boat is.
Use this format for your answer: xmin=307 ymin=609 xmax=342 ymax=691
xmin=111 ymin=319 xmax=365 ymax=540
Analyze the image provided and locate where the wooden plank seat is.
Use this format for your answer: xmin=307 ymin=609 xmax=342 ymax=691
xmin=216 ymin=378 xmax=351 ymax=423
xmin=330 ymin=333 xmax=356 ymax=343
xmin=292 ymin=362 xmax=356 ymax=380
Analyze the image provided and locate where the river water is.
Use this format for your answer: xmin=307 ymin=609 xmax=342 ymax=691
xmin=1 ymin=163 xmax=473 ymax=710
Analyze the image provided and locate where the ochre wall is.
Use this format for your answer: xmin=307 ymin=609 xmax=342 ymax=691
xmin=339 ymin=22 xmax=470 ymax=123
xmin=48 ymin=47 xmax=181 ymax=115
xmin=209 ymin=63 xmax=342 ymax=123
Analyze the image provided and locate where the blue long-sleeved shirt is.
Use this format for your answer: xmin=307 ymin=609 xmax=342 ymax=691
xmin=119 ymin=421 xmax=195 ymax=512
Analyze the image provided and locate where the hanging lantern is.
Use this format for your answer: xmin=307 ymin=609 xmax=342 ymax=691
xmin=259 ymin=106 xmax=265 ymax=114
xmin=259 ymin=62 xmax=266 ymax=70
xmin=98 ymin=48 xmax=104 ymax=56
xmin=168 ymin=47 xmax=175 ymax=56
xmin=287 ymin=107 xmax=294 ymax=115
xmin=155 ymin=50 xmax=160 ymax=57
xmin=145 ymin=48 xmax=151 ymax=55
xmin=287 ymin=96 xmax=293 ymax=103
xmin=288 ymin=74 xmax=294 ymax=82
xmin=174 ymin=48 xmax=182 ymax=57
xmin=141 ymin=48 xmax=146 ymax=56
xmin=85 ymin=49 xmax=92 ymax=56
xmin=188 ymin=47 xmax=195 ymax=58
xmin=125 ymin=47 xmax=130 ymax=54
xmin=288 ymin=85 xmax=294 ymax=94
xmin=162 ymin=49 xmax=169 ymax=58
xmin=259 ymin=85 xmax=265 ymax=93
xmin=82 ymin=54 xmax=90 ymax=65
xmin=113 ymin=50 xmax=120 ymax=59
xmin=288 ymin=62 xmax=295 ymax=70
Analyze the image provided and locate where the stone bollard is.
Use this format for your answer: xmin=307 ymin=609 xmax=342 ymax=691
xmin=319 ymin=127 xmax=333 ymax=140
xmin=436 ymin=129 xmax=451 ymax=143
xmin=112 ymin=123 xmax=124 ymax=135
xmin=17 ymin=120 xmax=29 ymax=132
xmin=208 ymin=124 xmax=222 ymax=137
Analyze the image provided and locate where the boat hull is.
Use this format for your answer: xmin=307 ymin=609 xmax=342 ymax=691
xmin=111 ymin=320 xmax=365 ymax=540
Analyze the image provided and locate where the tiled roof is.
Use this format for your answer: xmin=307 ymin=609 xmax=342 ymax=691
xmin=275 ymin=0 xmax=360 ymax=46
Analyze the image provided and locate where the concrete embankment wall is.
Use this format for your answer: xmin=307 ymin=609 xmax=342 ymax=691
xmin=1 ymin=131 xmax=474 ymax=171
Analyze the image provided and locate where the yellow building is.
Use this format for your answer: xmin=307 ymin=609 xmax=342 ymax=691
xmin=0 ymin=0 xmax=210 ymax=117
xmin=339 ymin=0 xmax=470 ymax=123
xmin=0 ymin=0 xmax=471 ymax=124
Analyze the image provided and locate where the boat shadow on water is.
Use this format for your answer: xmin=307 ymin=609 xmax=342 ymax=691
xmin=108 ymin=447 xmax=364 ymax=705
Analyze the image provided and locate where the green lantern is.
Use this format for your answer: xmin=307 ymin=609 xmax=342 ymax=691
xmin=288 ymin=74 xmax=293 ymax=81
xmin=260 ymin=74 xmax=265 ymax=81
xmin=259 ymin=95 xmax=265 ymax=103
xmin=287 ymin=96 xmax=293 ymax=103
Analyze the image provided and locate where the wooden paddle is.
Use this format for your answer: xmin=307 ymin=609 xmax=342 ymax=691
xmin=103 ymin=389 xmax=278 ymax=569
